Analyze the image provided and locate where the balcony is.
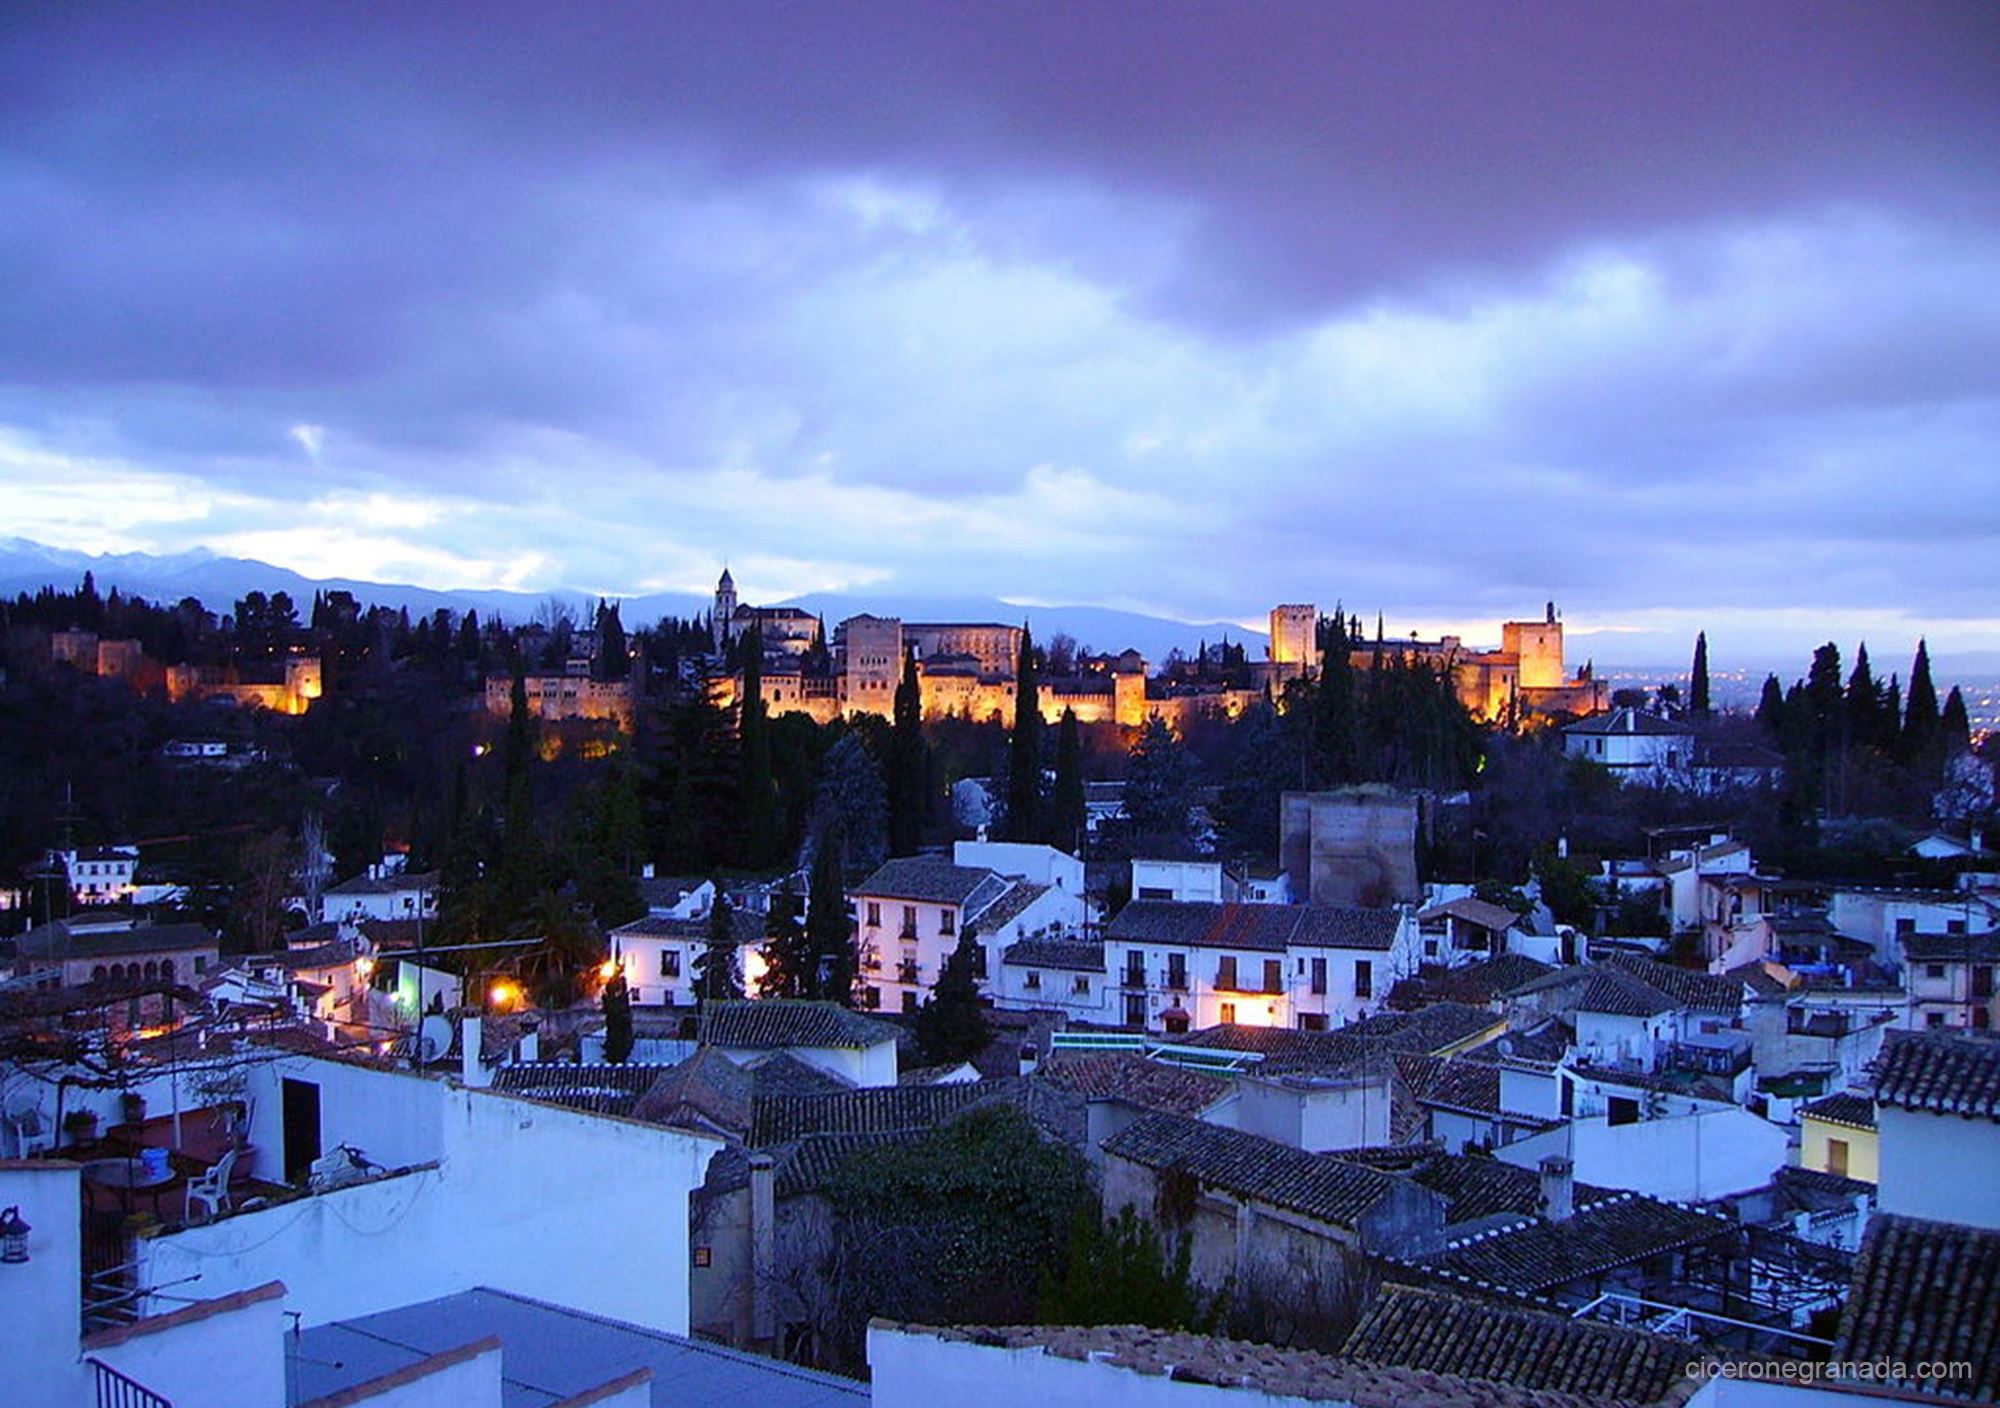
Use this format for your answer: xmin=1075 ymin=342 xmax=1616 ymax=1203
xmin=898 ymin=924 xmax=920 ymax=942
xmin=1120 ymin=969 xmax=1148 ymax=989
xmin=896 ymin=963 xmax=921 ymax=986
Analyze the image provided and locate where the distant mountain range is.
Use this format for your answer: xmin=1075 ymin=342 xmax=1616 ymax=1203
xmin=8 ymin=538 xmax=1998 ymax=682
xmin=0 ymin=539 xmax=1259 ymax=664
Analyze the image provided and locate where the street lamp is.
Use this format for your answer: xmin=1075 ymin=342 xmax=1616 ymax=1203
xmin=0 ymin=1205 xmax=31 ymax=1264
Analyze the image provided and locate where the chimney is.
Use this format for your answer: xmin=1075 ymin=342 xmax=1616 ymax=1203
xmin=1557 ymin=835 xmax=1569 ymax=859
xmin=749 ymin=1152 xmax=777 ymax=1349
xmin=1539 ymin=1155 xmax=1574 ymax=1222
xmin=642 ymin=862 xmax=656 ymax=880
xmin=1019 ymin=1043 xmax=1040 ymax=1077
xmin=517 ymin=1021 xmax=540 ymax=1064
xmin=460 ymin=1015 xmax=490 ymax=1088
xmin=1974 ymin=827 xmax=1986 ymax=856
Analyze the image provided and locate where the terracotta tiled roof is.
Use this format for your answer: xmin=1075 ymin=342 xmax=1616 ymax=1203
xmin=702 ymin=999 xmax=901 ymax=1051
xmin=1035 ymin=1051 xmax=1230 ymax=1116
xmin=1903 ymin=929 xmax=2000 ymax=963
xmin=1833 ymin=1213 xmax=2000 ymax=1399
xmin=1799 ymin=1091 xmax=1876 ymax=1131
xmin=853 ymin=858 xmax=1009 ymax=908
xmin=1873 ymin=1029 xmax=2000 ymax=1121
xmin=884 ymin=1321 xmax=1621 ymax=1408
xmin=1419 ymin=898 xmax=1528 ymax=933
xmin=1106 ymin=900 xmax=1402 ymax=952
xmin=1412 ymin=1196 xmax=1730 ymax=1296
xmin=1406 ymin=1153 xmax=1616 ymax=1226
xmin=967 ymin=881 xmax=1049 ymax=937
xmin=750 ymin=1080 xmax=1014 ymax=1146
xmin=491 ymin=1063 xmax=676 ymax=1118
xmin=1102 ymin=1112 xmax=1413 ymax=1231
xmin=1342 ymin=1285 xmax=1696 ymax=1405
xmin=1002 ymin=936 xmax=1104 ymax=972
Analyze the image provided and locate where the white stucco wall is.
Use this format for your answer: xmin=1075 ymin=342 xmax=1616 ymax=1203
xmin=1876 ymin=1106 xmax=2000 ymax=1229
xmin=1498 ymin=1109 xmax=1788 ymax=1202
xmin=869 ymin=1325 xmax=1332 ymax=1408
xmin=0 ymin=1162 xmax=87 ymax=1408
xmin=335 ymin=1342 xmax=504 ymax=1408
xmin=139 ymin=1080 xmax=720 ymax=1334
xmin=88 ymin=1286 xmax=287 ymax=1408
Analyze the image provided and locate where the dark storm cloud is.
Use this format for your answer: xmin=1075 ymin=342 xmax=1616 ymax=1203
xmin=0 ymin=1 xmax=1996 ymax=656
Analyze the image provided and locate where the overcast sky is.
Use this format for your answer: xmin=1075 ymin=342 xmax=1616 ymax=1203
xmin=3 ymin=2 xmax=1997 ymax=665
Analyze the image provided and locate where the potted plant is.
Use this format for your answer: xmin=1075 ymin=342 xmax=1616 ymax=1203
xmin=63 ymin=1109 xmax=99 ymax=1146
xmin=121 ymin=1091 xmax=147 ymax=1126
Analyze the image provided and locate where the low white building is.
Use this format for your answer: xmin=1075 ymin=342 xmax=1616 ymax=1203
xmin=1872 ymin=1028 xmax=2000 ymax=1229
xmin=850 ymin=854 xmax=1088 ymax=1014
xmin=1829 ymin=885 xmax=1999 ymax=967
xmin=607 ymin=906 xmax=767 ymax=1007
xmin=58 ymin=845 xmax=139 ymax=904
xmin=1561 ymin=708 xmax=1695 ymax=785
xmin=996 ymin=936 xmax=1106 ymax=1019
xmin=1101 ymin=900 xmax=1419 ymax=1034
xmin=320 ymin=862 xmax=440 ymax=924
xmin=700 ymin=999 xmax=901 ymax=1087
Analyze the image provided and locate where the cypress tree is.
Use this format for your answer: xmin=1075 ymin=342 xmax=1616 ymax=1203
xmin=1904 ymin=639 xmax=1940 ymax=763
xmin=914 ymin=934 xmax=992 ymax=1065
xmin=1941 ymin=687 xmax=1972 ymax=756
xmin=1689 ymin=632 xmax=1710 ymax=718
xmin=804 ymin=827 xmax=856 ymax=1003
xmin=1311 ymin=639 xmax=1358 ymax=786
xmin=694 ymin=889 xmax=745 ymax=1005
xmin=1004 ymin=623 xmax=1044 ymax=843
xmin=601 ymin=961 xmax=634 ymax=1064
xmin=889 ymin=647 xmax=926 ymax=856
xmin=757 ymin=882 xmax=813 ymax=999
xmin=738 ymin=625 xmax=780 ymax=865
xmin=1049 ymin=708 xmax=1087 ymax=852
xmin=1846 ymin=643 xmax=1884 ymax=749
xmin=1755 ymin=674 xmax=1786 ymax=739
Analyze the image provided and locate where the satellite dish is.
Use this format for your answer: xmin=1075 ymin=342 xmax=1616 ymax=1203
xmin=419 ymin=1015 xmax=454 ymax=1063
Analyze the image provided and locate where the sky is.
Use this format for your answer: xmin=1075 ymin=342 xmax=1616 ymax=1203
xmin=2 ymin=2 xmax=1998 ymax=667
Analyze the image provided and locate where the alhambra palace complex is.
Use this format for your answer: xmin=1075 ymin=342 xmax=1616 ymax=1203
xmin=697 ymin=571 xmax=1606 ymax=730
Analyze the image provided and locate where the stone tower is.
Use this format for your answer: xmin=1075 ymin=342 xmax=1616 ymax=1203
xmin=1269 ymin=604 xmax=1321 ymax=677
xmin=712 ymin=566 xmax=738 ymax=650
xmin=1501 ymin=602 xmax=1565 ymax=692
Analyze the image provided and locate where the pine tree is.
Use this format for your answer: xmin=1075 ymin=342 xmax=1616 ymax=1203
xmin=1048 ymin=708 xmax=1087 ymax=852
xmin=1004 ymin=623 xmax=1044 ymax=842
xmin=888 ymin=647 xmax=926 ymax=857
xmin=601 ymin=961 xmax=635 ymax=1063
xmin=914 ymin=934 xmax=992 ymax=1065
xmin=804 ymin=827 xmax=856 ymax=1003
xmin=1689 ymin=632 xmax=1711 ymax=718
xmin=693 ymin=890 xmax=745 ymax=1005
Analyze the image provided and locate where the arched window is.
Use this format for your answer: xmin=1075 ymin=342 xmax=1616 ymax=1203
xmin=110 ymin=963 xmax=125 ymax=980
xmin=92 ymin=965 xmax=107 ymax=982
xmin=144 ymin=961 xmax=159 ymax=979
xmin=160 ymin=959 xmax=174 ymax=980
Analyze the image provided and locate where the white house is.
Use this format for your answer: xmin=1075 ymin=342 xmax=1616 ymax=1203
xmin=58 ymin=845 xmax=139 ymax=904
xmin=1903 ymin=929 xmax=2000 ymax=1031
xmin=1131 ymin=857 xmax=1227 ymax=904
xmin=319 ymin=862 xmax=440 ymax=924
xmin=700 ymin=999 xmax=901 ymax=1087
xmin=607 ymin=906 xmax=768 ymax=1007
xmin=952 ymin=839 xmax=1085 ymax=895
xmin=1561 ymin=708 xmax=1695 ymax=785
xmin=1101 ymin=900 xmax=1420 ymax=1034
xmin=850 ymin=855 xmax=1087 ymax=1014
xmin=996 ymin=936 xmax=1107 ymax=1019
xmin=1831 ymin=885 xmax=2000 ymax=967
xmin=1872 ymin=1029 xmax=2000 ymax=1229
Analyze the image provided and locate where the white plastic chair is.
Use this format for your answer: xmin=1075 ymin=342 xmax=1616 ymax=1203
xmin=186 ymin=1147 xmax=238 ymax=1221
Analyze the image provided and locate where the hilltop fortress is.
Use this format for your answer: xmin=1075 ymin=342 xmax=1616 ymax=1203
xmin=708 ymin=573 xmax=1605 ymax=730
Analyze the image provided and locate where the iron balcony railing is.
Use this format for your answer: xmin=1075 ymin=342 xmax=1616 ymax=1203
xmin=90 ymin=1358 xmax=173 ymax=1408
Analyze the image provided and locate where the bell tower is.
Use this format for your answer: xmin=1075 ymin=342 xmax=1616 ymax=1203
xmin=713 ymin=566 xmax=738 ymax=650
